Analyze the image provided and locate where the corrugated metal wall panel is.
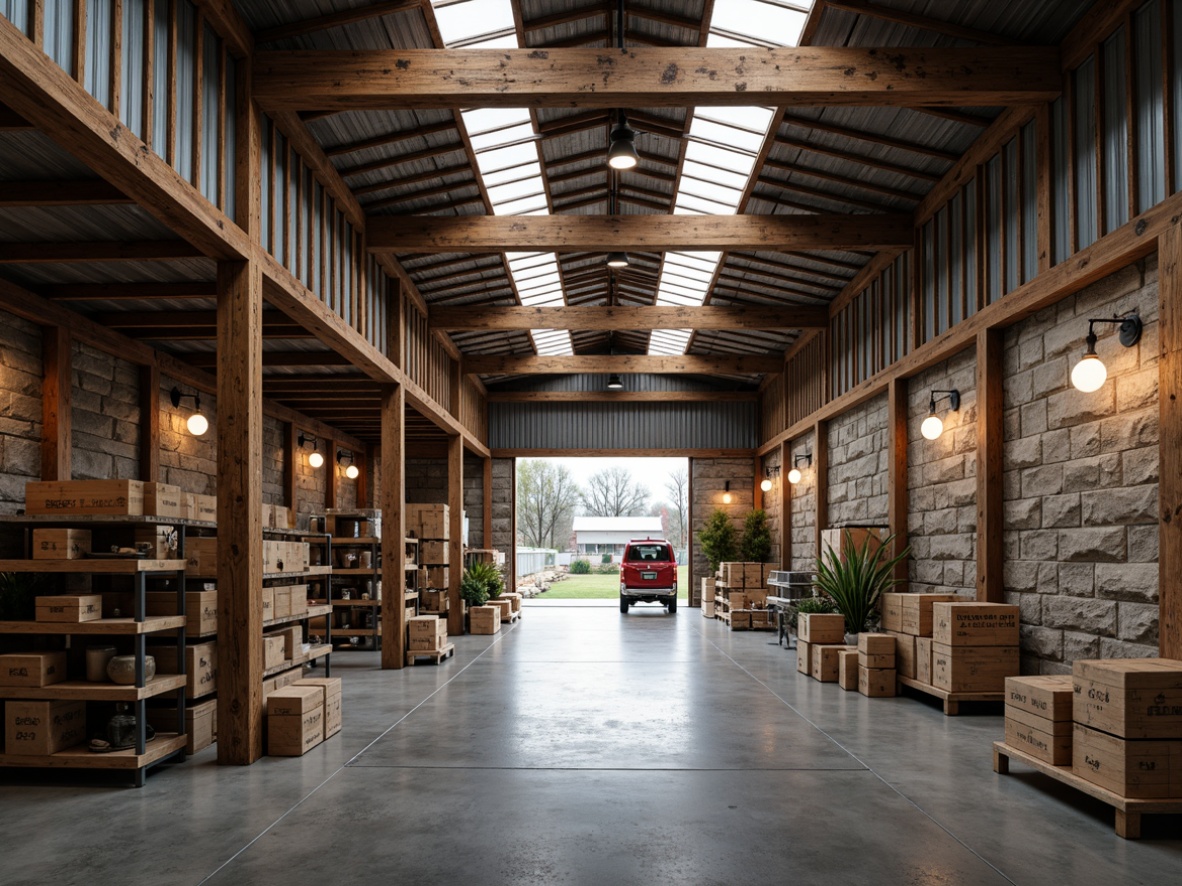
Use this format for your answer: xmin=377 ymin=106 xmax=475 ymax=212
xmin=490 ymin=402 xmax=756 ymax=450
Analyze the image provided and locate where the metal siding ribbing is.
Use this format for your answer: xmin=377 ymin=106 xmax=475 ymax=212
xmin=489 ymin=402 xmax=756 ymax=450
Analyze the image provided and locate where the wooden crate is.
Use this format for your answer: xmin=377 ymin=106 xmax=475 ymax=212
xmin=35 ymin=595 xmax=102 ymax=623
xmin=796 ymin=640 xmax=812 ymax=675
xmin=469 ymin=605 xmax=500 ymax=635
xmin=1072 ymin=723 xmax=1182 ymax=799
xmin=857 ymin=632 xmax=896 ymax=669
xmin=408 ymin=615 xmax=448 ymax=651
xmin=880 ymin=592 xmax=963 ymax=636
xmin=145 ymin=590 xmax=217 ymax=635
xmin=811 ymin=643 xmax=852 ymax=683
xmin=931 ymin=643 xmax=1019 ymax=692
xmin=1073 ymin=658 xmax=1182 ymax=739
xmin=152 ymin=641 xmax=218 ymax=699
xmin=915 ymin=636 xmax=933 ymax=685
xmin=932 ymin=601 xmax=1020 ymax=647
xmin=143 ymin=482 xmax=183 ymax=517
xmin=730 ymin=609 xmax=752 ymax=630
xmin=858 ymin=667 xmax=896 ymax=698
xmin=887 ymin=630 xmax=918 ymax=679
xmin=1005 ymin=704 xmax=1072 ymax=765
xmin=31 ymin=529 xmax=91 ymax=560
xmin=25 ymin=479 xmax=145 ymax=516
xmin=0 ymin=651 xmax=68 ymax=688
xmin=182 ymin=492 xmax=217 ymax=522
xmin=838 ymin=649 xmax=859 ymax=690
xmin=1006 ymin=674 xmax=1074 ymax=721
xmin=798 ymin=613 xmax=845 ymax=644
xmin=4 ymin=700 xmax=86 ymax=755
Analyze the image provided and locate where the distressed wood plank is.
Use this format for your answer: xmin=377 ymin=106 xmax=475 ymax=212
xmin=380 ymin=384 xmax=407 ymax=669
xmin=40 ymin=326 xmax=71 ymax=482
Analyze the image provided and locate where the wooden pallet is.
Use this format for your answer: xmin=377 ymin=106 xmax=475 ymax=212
xmin=897 ymin=675 xmax=1003 ymax=715
xmin=993 ymin=741 xmax=1182 ymax=839
xmin=406 ymin=643 xmax=455 ymax=666
xmin=503 ymin=610 xmax=521 ymax=624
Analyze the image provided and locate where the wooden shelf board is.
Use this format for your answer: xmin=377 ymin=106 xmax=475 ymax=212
xmin=0 ymin=733 xmax=187 ymax=770
xmin=0 ymin=515 xmax=215 ymax=528
xmin=404 ymin=591 xmax=419 ymax=600
xmin=263 ymin=644 xmax=331 ymax=678
xmin=263 ymin=604 xmax=332 ymax=628
xmin=0 ymin=674 xmax=186 ymax=702
xmin=0 ymin=559 xmax=186 ymax=573
xmin=187 ymin=566 xmax=331 ymax=580
xmin=0 ymin=615 xmax=186 ymax=635
xmin=329 ymin=599 xmax=379 ymax=607
xmin=331 ymin=628 xmax=378 ymax=637
xmin=332 ymin=567 xmax=379 ymax=576
xmin=328 ymin=536 xmax=381 ymax=544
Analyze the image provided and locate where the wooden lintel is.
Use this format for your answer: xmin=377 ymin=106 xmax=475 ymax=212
xmin=0 ymin=181 xmax=132 ymax=206
xmin=487 ymin=390 xmax=758 ymax=403
xmin=369 ymin=214 xmax=913 ymax=254
xmin=253 ymin=47 xmax=1060 ymax=110
xmin=0 ymin=241 xmax=206 ymax=263
xmin=465 ymin=355 xmax=782 ymax=376
xmin=431 ymin=305 xmax=829 ymax=332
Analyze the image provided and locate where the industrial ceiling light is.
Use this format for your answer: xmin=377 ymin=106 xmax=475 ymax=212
xmin=788 ymin=453 xmax=812 ymax=485
xmin=722 ymin=480 xmax=733 ymax=505
xmin=606 ymin=373 xmax=625 ymax=390
xmin=337 ymin=449 xmax=360 ymax=480
xmin=298 ymin=432 xmax=323 ymax=469
xmin=760 ymin=465 xmax=780 ymax=493
xmin=1070 ymin=313 xmax=1143 ymax=393
xmin=921 ymin=389 xmax=960 ymax=441
xmin=607 ymin=112 xmax=639 ymax=170
xmin=170 ymin=386 xmax=208 ymax=437
xmin=606 ymin=251 xmax=630 ymax=268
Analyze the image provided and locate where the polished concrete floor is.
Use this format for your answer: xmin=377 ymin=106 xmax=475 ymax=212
xmin=2 ymin=603 xmax=1180 ymax=885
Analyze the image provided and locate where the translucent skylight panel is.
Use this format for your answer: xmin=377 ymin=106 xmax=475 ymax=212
xmin=676 ymin=192 xmax=740 ymax=215
xmin=679 ymin=177 xmax=746 ymax=207
xmin=462 ymin=108 xmax=531 ymax=133
xmin=681 ymin=162 xmax=750 ymax=190
xmin=705 ymin=33 xmax=762 ymax=48
xmin=649 ymin=330 xmax=693 ymax=354
xmin=697 ymin=106 xmax=776 ymax=134
xmin=688 ymin=118 xmax=767 ymax=154
xmin=506 ymin=252 xmax=552 ymax=271
xmin=477 ymin=160 xmax=540 ymax=185
xmin=684 ymin=141 xmax=756 ymax=177
xmin=490 ymin=193 xmax=548 ymax=215
xmin=462 ymin=33 xmax=518 ymax=49
xmin=667 ymin=251 xmax=722 ymax=271
xmin=532 ymin=329 xmax=573 ymax=354
xmin=467 ymin=123 xmax=537 ymax=152
xmin=709 ymin=0 xmax=808 ymax=46
xmin=486 ymin=177 xmax=542 ymax=204
xmin=431 ymin=0 xmax=514 ymax=45
xmin=473 ymin=142 xmax=540 ymax=170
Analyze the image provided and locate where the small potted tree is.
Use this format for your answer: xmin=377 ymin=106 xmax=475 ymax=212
xmin=812 ymin=530 xmax=909 ymax=643
xmin=739 ymin=509 xmax=772 ymax=563
xmin=697 ymin=508 xmax=739 ymax=573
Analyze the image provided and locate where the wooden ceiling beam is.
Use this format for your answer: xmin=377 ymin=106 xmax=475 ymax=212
xmin=185 ymin=350 xmax=352 ymax=368
xmin=0 ymin=181 xmax=132 ymax=206
xmin=325 ymin=120 xmax=458 ymax=158
xmin=432 ymin=305 xmax=828 ymax=332
xmin=464 ymin=354 xmax=783 ymax=376
xmin=39 ymin=281 xmax=218 ymax=301
xmin=367 ymin=213 xmax=912 ymax=253
xmin=773 ymin=135 xmax=941 ymax=183
xmin=0 ymin=103 xmax=33 ymax=130
xmin=116 ymin=327 xmax=313 ymax=340
xmin=904 ymin=106 xmax=995 ymax=127
xmin=0 ymin=241 xmax=206 ymax=263
xmin=487 ymin=390 xmax=756 ymax=403
xmin=780 ymin=113 xmax=961 ymax=162
xmin=821 ymin=1 xmax=1014 ymax=46
xmin=255 ymin=0 xmax=422 ymax=44
xmin=92 ymin=310 xmax=296 ymax=329
xmin=253 ymin=47 xmax=1060 ymax=111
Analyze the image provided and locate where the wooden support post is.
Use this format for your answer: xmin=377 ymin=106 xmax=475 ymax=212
xmin=888 ymin=377 xmax=909 ymax=585
xmin=40 ymin=326 xmax=72 ymax=481
xmin=779 ymin=441 xmax=792 ymax=570
xmin=1159 ymin=224 xmax=1182 ymax=659
xmin=507 ymin=458 xmax=518 ymax=597
xmin=139 ymin=364 xmax=160 ymax=483
xmin=482 ymin=456 xmax=493 ymax=549
xmin=754 ymin=457 xmax=764 ymax=512
xmin=215 ymin=258 xmax=265 ymax=765
xmin=813 ymin=422 xmax=829 ymax=557
xmin=284 ymin=422 xmax=298 ymax=514
xmin=447 ymin=435 xmax=465 ymax=637
xmin=976 ymin=328 xmax=1005 ymax=603
xmin=380 ymin=384 xmax=406 ymax=669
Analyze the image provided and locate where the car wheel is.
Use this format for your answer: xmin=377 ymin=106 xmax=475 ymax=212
xmin=667 ymin=597 xmax=677 ymax=614
xmin=620 ymin=598 xmax=629 ymax=613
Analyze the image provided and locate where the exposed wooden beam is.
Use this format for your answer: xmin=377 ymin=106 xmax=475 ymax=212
xmin=447 ymin=434 xmax=465 ymax=636
xmin=40 ymin=326 xmax=72 ymax=482
xmin=369 ymin=214 xmax=913 ymax=254
xmin=781 ymin=113 xmax=961 ymax=162
xmin=93 ymin=309 xmax=300 ymax=329
xmin=904 ymin=106 xmax=995 ymax=128
xmin=253 ymin=47 xmax=1061 ymax=111
xmin=774 ymin=135 xmax=941 ymax=184
xmin=140 ymin=364 xmax=161 ymax=482
xmin=976 ymin=328 xmax=1004 ymax=603
xmin=40 ymin=281 xmax=218 ymax=300
xmin=1160 ymin=221 xmax=1182 ymax=659
xmin=821 ymin=1 xmax=1013 ymax=45
xmin=0 ymin=181 xmax=132 ymax=206
xmin=380 ymin=383 xmax=407 ymax=668
xmin=464 ymin=355 xmax=783 ymax=376
xmin=432 ymin=305 xmax=829 ymax=332
xmin=487 ymin=390 xmax=758 ymax=403
xmin=324 ymin=120 xmax=457 ymax=158
xmin=191 ymin=0 xmax=254 ymax=58
xmin=0 ymin=241 xmax=205 ymax=263
xmin=184 ymin=350 xmax=352 ymax=368
xmin=256 ymin=1 xmax=421 ymax=44
xmin=0 ymin=103 xmax=32 ymax=130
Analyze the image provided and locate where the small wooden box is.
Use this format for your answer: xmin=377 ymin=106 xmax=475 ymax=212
xmin=4 ymin=700 xmax=86 ymax=755
xmin=811 ymin=643 xmax=851 ymax=683
xmin=796 ymin=640 xmax=812 ymax=675
xmin=859 ymin=667 xmax=896 ymax=698
xmin=424 ymin=566 xmax=449 ymax=588
xmin=143 ymin=482 xmax=183 ymax=517
xmin=798 ymin=613 xmax=845 ymax=644
xmin=1005 ymin=704 xmax=1072 ymax=765
xmin=183 ymin=492 xmax=217 ymax=522
xmin=421 ymin=541 xmax=448 ymax=565
xmin=408 ymin=615 xmax=447 ymax=651
xmin=932 ymin=602 xmax=1020 ymax=647
xmin=499 ymin=592 xmax=522 ymax=613
xmin=470 ymin=605 xmax=500 ymax=635
xmin=702 ymin=598 xmax=716 ymax=618
xmin=36 ymin=595 xmax=102 ymax=623
xmin=915 ymin=636 xmax=933 ymax=685
xmin=147 ymin=698 xmax=217 ymax=755
xmin=25 ymin=480 xmax=144 ymax=516
xmin=31 ymin=529 xmax=91 ymax=560
xmin=931 ymin=643 xmax=1019 ymax=692
xmin=1072 ymin=723 xmax=1182 ymax=799
xmin=145 ymin=590 xmax=217 ymax=636
xmin=730 ymin=609 xmax=752 ymax=630
xmin=268 ymin=688 xmax=324 ymax=756
xmin=421 ymin=589 xmax=449 ymax=612
xmin=263 ymin=634 xmax=286 ymax=671
xmin=294 ymin=677 xmax=342 ymax=738
xmin=838 ymin=649 xmax=860 ymax=690
xmin=273 ymin=585 xmax=293 ymax=621
xmin=262 ymin=586 xmax=274 ymax=621
xmin=858 ymin=633 xmax=896 ymax=669
xmin=269 ymin=625 xmax=303 ymax=659
xmin=0 ymin=651 xmax=68 ymax=687
xmin=900 ymin=593 xmax=965 ymax=636
xmin=153 ymin=640 xmax=217 ymax=699
xmin=888 ymin=631 xmax=918 ymax=679
xmin=1006 ymin=674 xmax=1074 ymax=721
xmin=489 ymin=598 xmax=513 ymax=622
xmin=133 ymin=525 xmax=179 ymax=560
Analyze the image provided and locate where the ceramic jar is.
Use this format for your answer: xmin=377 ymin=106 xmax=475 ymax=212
xmin=107 ymin=654 xmax=156 ymax=685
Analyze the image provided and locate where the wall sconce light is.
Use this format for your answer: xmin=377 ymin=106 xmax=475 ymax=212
xmin=170 ymin=386 xmax=208 ymax=437
xmin=921 ymin=389 xmax=960 ymax=441
xmin=337 ymin=449 xmax=360 ymax=480
xmin=606 ymin=373 xmax=624 ymax=390
xmin=788 ymin=453 xmax=812 ymax=485
xmin=1070 ymin=313 xmax=1142 ymax=393
xmin=760 ymin=465 xmax=780 ymax=493
xmin=298 ymin=433 xmax=323 ymax=469
xmin=722 ymin=480 xmax=733 ymax=505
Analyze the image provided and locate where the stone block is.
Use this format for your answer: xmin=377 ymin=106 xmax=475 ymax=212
xmin=1080 ymin=485 xmax=1157 ymax=526
xmin=1041 ymin=493 xmax=1081 ymax=528
xmin=1004 ymin=436 xmax=1041 ymax=469
xmin=1057 ymin=562 xmax=1095 ymax=597
xmin=1061 ymin=458 xmax=1100 ymax=493
xmin=1127 ymin=526 xmax=1158 ymax=562
xmin=1099 ymin=407 xmax=1158 ymax=452
xmin=1095 ymin=562 xmax=1158 ymax=603
xmin=1020 ymin=625 xmax=1063 ymax=661
xmin=1099 ymin=637 xmax=1160 ymax=661
xmin=1116 ymin=602 xmax=1159 ymax=644
xmin=1037 ymin=561 xmax=1060 ymax=593
xmin=1020 ymin=400 xmax=1048 ymax=435
xmin=941 ymin=561 xmax=967 ymax=588
xmin=1031 ymin=358 xmax=1067 ymax=399
xmin=1057 ymin=527 xmax=1127 ymax=562
xmin=1121 ymin=448 xmax=1158 ymax=485
xmin=1003 ymin=407 xmax=1022 ymax=439
xmin=1040 ymin=428 xmax=1072 ymax=464
xmin=1061 ymin=630 xmax=1101 ymax=662
xmin=1004 ymin=559 xmax=1039 ymax=593
xmin=1046 ymin=386 xmax=1115 ymax=430
xmin=929 ymin=534 xmax=973 ymax=561
xmin=1069 ymin=422 xmax=1102 ymax=459
xmin=923 ymin=508 xmax=959 ymax=536
xmin=1042 ymin=596 xmax=1117 ymax=636
xmin=1002 ymin=470 xmax=1021 ymax=501
xmin=1021 ymin=464 xmax=1063 ymax=498
xmin=1017 ymin=337 xmax=1044 ymax=370
xmin=1019 ymin=530 xmax=1058 ymax=562
xmin=1115 ymin=367 xmax=1158 ymax=412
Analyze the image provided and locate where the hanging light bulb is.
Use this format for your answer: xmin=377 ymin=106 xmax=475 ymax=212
xmin=787 ymin=467 xmax=802 ymax=484
xmin=920 ymin=412 xmax=944 ymax=441
xmin=345 ymin=463 xmax=360 ymax=480
xmin=760 ymin=478 xmax=772 ymax=493
xmin=606 ymin=373 xmax=624 ymax=390
xmin=606 ymin=251 xmax=630 ymax=268
xmin=338 ymin=449 xmax=360 ymax=480
xmin=607 ymin=115 xmax=639 ymax=170
xmin=308 ymin=450 xmax=324 ymax=469
xmin=722 ymin=481 xmax=733 ymax=505
xmin=1070 ymin=329 xmax=1107 ymax=393
xmin=171 ymin=387 xmax=208 ymax=437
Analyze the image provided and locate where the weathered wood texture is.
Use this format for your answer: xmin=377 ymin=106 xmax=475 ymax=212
xmin=253 ymin=47 xmax=1061 ymax=110
xmin=447 ymin=435 xmax=465 ymax=638
xmin=380 ymin=384 xmax=407 ymax=669
xmin=40 ymin=326 xmax=71 ymax=482
xmin=431 ymin=305 xmax=829 ymax=331
xmin=466 ymin=355 xmax=782 ymax=376
xmin=1159 ymin=224 xmax=1182 ymax=659
xmin=976 ymin=329 xmax=1004 ymax=603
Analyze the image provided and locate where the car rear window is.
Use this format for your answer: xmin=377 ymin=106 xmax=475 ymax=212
xmin=626 ymin=544 xmax=671 ymax=562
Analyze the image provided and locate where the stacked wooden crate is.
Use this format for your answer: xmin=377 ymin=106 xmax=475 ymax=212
xmin=406 ymin=614 xmax=454 ymax=664
xmin=880 ymin=592 xmax=966 ymax=681
xmin=857 ymin=633 xmax=897 ymax=697
xmin=715 ymin=561 xmax=773 ymax=630
xmin=408 ymin=504 xmax=450 ymax=593
xmin=796 ymin=614 xmax=849 ymax=680
xmin=930 ymin=602 xmax=1020 ymax=693
xmin=1005 ymin=675 xmax=1074 ymax=765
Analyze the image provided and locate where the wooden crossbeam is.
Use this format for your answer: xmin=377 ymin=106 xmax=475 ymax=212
xmin=0 ymin=241 xmax=206 ymax=263
xmin=487 ymin=390 xmax=758 ymax=403
xmin=821 ymin=0 xmax=1013 ymax=45
xmin=430 ymin=305 xmax=829 ymax=331
xmin=184 ymin=350 xmax=351 ymax=368
xmin=368 ymin=213 xmax=912 ymax=253
xmin=463 ymin=355 xmax=783 ymax=375
xmin=253 ymin=47 xmax=1060 ymax=111
xmin=93 ymin=310 xmax=298 ymax=329
xmin=0 ymin=102 xmax=32 ymax=130
xmin=0 ymin=181 xmax=132 ymax=206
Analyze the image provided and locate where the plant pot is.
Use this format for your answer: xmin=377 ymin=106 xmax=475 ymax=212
xmin=844 ymin=632 xmax=859 ymax=646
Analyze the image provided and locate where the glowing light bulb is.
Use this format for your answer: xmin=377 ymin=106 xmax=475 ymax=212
xmin=788 ymin=468 xmax=802 ymax=484
xmin=186 ymin=412 xmax=209 ymax=436
xmin=345 ymin=464 xmax=360 ymax=480
xmin=308 ymin=450 xmax=324 ymax=469
xmin=760 ymin=478 xmax=772 ymax=493
xmin=920 ymin=413 xmax=944 ymax=441
xmin=722 ymin=492 xmax=733 ymax=504
xmin=1071 ymin=353 xmax=1107 ymax=393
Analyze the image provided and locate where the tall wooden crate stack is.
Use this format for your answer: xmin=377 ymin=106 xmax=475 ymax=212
xmin=715 ymin=562 xmax=773 ymax=629
xmin=408 ymin=504 xmax=449 ymax=622
xmin=930 ymin=602 xmax=1020 ymax=693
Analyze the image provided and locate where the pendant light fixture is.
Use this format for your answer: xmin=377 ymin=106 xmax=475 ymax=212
xmin=605 ymin=187 xmax=630 ymax=268
xmin=921 ymin=389 xmax=960 ymax=441
xmin=760 ymin=465 xmax=780 ymax=493
xmin=1070 ymin=313 xmax=1143 ymax=393
xmin=722 ymin=481 xmax=733 ymax=505
xmin=606 ymin=373 xmax=624 ymax=390
xmin=605 ymin=2 xmax=638 ymax=171
xmin=788 ymin=453 xmax=812 ymax=485
xmin=170 ymin=386 xmax=208 ymax=437
xmin=298 ymin=433 xmax=323 ymax=469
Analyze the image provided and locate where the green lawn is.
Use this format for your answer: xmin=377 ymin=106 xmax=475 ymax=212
xmin=538 ymin=566 xmax=689 ymax=600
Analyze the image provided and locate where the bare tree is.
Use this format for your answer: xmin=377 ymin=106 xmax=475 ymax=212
xmin=665 ymin=466 xmax=689 ymax=548
xmin=516 ymin=460 xmax=580 ymax=549
xmin=581 ymin=466 xmax=649 ymax=517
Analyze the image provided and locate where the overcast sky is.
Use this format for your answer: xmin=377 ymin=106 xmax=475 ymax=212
xmin=530 ymin=456 xmax=688 ymax=508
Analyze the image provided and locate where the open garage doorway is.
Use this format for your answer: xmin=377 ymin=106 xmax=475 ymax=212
xmin=515 ymin=456 xmax=689 ymax=607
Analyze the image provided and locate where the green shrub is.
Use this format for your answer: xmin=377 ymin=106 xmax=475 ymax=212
xmin=570 ymin=559 xmax=592 ymax=574
xmin=740 ymin=509 xmax=772 ymax=562
xmin=595 ymin=563 xmax=619 ymax=574
xmin=461 ymin=561 xmax=504 ymax=605
xmin=697 ymin=508 xmax=739 ymax=571
xmin=601 ymin=553 xmax=612 ymax=565
xmin=792 ymin=595 xmax=838 ymax=615
xmin=813 ymin=531 xmax=909 ymax=633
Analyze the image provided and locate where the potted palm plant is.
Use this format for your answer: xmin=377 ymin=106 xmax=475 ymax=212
xmin=813 ymin=531 xmax=909 ymax=641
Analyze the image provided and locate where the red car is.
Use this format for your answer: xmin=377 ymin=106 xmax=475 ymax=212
xmin=619 ymin=538 xmax=677 ymax=614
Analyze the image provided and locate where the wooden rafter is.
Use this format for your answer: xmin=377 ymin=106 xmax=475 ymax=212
xmin=430 ymin=305 xmax=829 ymax=332
xmin=252 ymin=47 xmax=1061 ymax=111
xmin=185 ymin=350 xmax=352 ymax=368
xmin=780 ymin=113 xmax=961 ymax=162
xmin=325 ymin=120 xmax=458 ymax=158
xmin=464 ymin=355 xmax=783 ymax=376
xmin=255 ymin=0 xmax=422 ymax=44
xmin=367 ymin=214 xmax=913 ymax=253
xmin=773 ymin=135 xmax=941 ymax=183
xmin=487 ymin=390 xmax=758 ymax=403
xmin=354 ymin=162 xmax=472 ymax=197
xmin=821 ymin=0 xmax=1014 ymax=46
xmin=40 ymin=281 xmax=218 ymax=300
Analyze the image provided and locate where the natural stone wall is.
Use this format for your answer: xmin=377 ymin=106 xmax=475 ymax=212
xmin=827 ymin=393 xmax=889 ymax=527
xmin=1002 ymin=257 xmax=1160 ymax=674
xmin=0 ymin=311 xmax=43 ymax=514
xmin=490 ymin=458 xmax=515 ymax=577
xmin=71 ymin=341 xmax=141 ymax=481
xmin=464 ymin=454 xmax=485 ymax=547
xmin=406 ymin=458 xmax=447 ymax=504
xmin=788 ymin=433 xmax=817 ymax=572
xmin=160 ymin=374 xmax=217 ymax=494
xmin=690 ymin=456 xmax=754 ymax=605
xmin=759 ymin=446 xmax=782 ymax=568
xmin=907 ymin=348 xmax=978 ymax=596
